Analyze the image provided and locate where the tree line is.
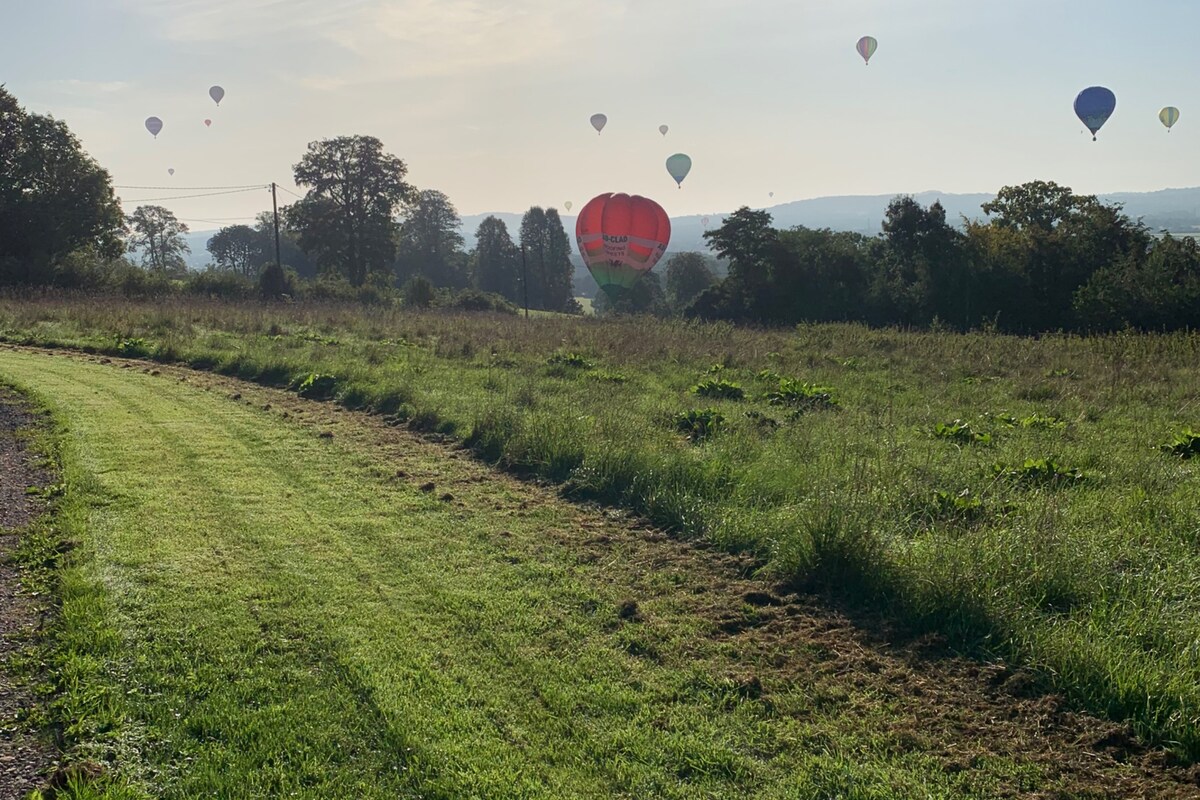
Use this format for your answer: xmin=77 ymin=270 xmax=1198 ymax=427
xmin=682 ymin=183 xmax=1200 ymax=333
xmin=4 ymin=83 xmax=1200 ymax=331
xmin=0 ymin=87 xmax=578 ymax=312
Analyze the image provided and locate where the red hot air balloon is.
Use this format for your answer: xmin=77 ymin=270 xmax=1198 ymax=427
xmin=204 ymin=119 xmax=212 ymax=127
xmin=575 ymin=193 xmax=671 ymax=297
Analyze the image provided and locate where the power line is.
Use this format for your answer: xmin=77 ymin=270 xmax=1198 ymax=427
xmin=113 ymin=183 xmax=268 ymax=191
xmin=117 ymin=187 xmax=268 ymax=202
xmin=276 ymin=185 xmax=306 ymax=200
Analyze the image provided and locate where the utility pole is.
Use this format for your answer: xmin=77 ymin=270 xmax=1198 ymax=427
xmin=271 ymin=182 xmax=282 ymax=268
xmin=521 ymin=243 xmax=529 ymax=319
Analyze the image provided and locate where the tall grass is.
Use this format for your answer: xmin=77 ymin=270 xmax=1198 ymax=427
xmin=2 ymin=293 xmax=1199 ymax=760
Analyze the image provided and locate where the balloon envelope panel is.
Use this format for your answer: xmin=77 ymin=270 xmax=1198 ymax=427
xmin=1074 ymin=87 xmax=1116 ymax=137
xmin=576 ymin=193 xmax=671 ymax=294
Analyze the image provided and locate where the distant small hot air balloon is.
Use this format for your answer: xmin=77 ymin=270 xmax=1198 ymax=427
xmin=576 ymin=193 xmax=671 ymax=298
xmin=590 ymin=113 xmax=607 ymax=134
xmin=564 ymin=201 xmax=573 ymax=211
xmin=204 ymin=119 xmax=212 ymax=127
xmin=856 ymin=36 xmax=878 ymax=65
xmin=702 ymin=216 xmax=710 ymax=228
xmin=1074 ymin=86 xmax=1116 ymax=141
xmin=665 ymin=153 xmax=692 ymax=187
xmin=209 ymin=85 xmax=225 ymax=106
xmin=1160 ymin=106 xmax=1180 ymax=132
xmin=659 ymin=124 xmax=669 ymax=136
xmin=769 ymin=192 xmax=774 ymax=198
xmin=145 ymin=117 xmax=163 ymax=138
xmin=168 ymin=168 xmax=175 ymax=176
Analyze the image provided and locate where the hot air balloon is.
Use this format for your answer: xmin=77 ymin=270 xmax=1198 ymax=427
xmin=666 ymin=153 xmax=692 ymax=187
xmin=168 ymin=168 xmax=175 ymax=176
xmin=1160 ymin=106 xmax=1180 ymax=132
xmin=769 ymin=192 xmax=774 ymax=198
xmin=590 ymin=113 xmax=607 ymax=134
xmin=856 ymin=36 xmax=877 ymax=65
xmin=575 ymin=193 xmax=671 ymax=297
xmin=1074 ymin=87 xmax=1116 ymax=141
xmin=564 ymin=201 xmax=573 ymax=211
xmin=702 ymin=216 xmax=710 ymax=228
xmin=204 ymin=119 xmax=212 ymax=127
xmin=659 ymin=124 xmax=669 ymax=136
xmin=209 ymin=85 xmax=225 ymax=106
xmin=145 ymin=117 xmax=163 ymax=138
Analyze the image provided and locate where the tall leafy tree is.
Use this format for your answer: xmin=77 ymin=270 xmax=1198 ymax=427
xmin=127 ymin=205 xmax=189 ymax=275
xmin=518 ymin=207 xmax=578 ymax=312
xmin=285 ymin=135 xmax=413 ymax=286
xmin=0 ymin=85 xmax=124 ymax=284
xmin=395 ymin=189 xmax=468 ymax=288
xmin=874 ymin=197 xmax=966 ymax=326
xmin=471 ymin=216 xmax=520 ymax=301
xmin=207 ymin=224 xmax=267 ymax=276
xmin=694 ymin=207 xmax=779 ymax=320
xmin=664 ymin=252 xmax=717 ymax=311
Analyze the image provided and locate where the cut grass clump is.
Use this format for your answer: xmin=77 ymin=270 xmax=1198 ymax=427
xmin=673 ymin=408 xmax=725 ymax=442
xmin=690 ymin=379 xmax=745 ymax=400
xmin=1160 ymin=429 xmax=1200 ymax=459
xmin=764 ymin=378 xmax=838 ymax=413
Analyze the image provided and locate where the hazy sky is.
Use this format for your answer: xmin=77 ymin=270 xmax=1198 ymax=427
xmin=7 ymin=0 xmax=1200 ymax=228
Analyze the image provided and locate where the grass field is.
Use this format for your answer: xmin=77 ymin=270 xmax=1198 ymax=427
xmin=0 ymin=348 xmax=1146 ymax=799
xmin=1 ymin=294 xmax=1198 ymax=775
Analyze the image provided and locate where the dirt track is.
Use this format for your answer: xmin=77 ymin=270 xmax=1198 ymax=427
xmin=0 ymin=388 xmax=55 ymax=800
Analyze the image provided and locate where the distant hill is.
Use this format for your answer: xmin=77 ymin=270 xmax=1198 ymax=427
xmin=181 ymin=186 xmax=1200 ymax=271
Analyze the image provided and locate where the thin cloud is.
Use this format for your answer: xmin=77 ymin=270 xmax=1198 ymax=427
xmin=47 ymin=79 xmax=133 ymax=95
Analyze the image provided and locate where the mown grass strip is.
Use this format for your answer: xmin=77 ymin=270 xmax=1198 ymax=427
xmin=0 ymin=349 xmax=1050 ymax=799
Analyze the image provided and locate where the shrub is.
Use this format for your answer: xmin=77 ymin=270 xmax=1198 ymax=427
xmin=764 ymin=378 xmax=838 ymax=412
xmin=402 ymin=276 xmax=435 ymax=309
xmin=691 ymin=379 xmax=745 ymax=400
xmin=992 ymin=458 xmax=1086 ymax=487
xmin=447 ymin=289 xmax=518 ymax=315
xmin=258 ymin=262 xmax=295 ymax=301
xmin=933 ymin=419 xmax=991 ymax=445
xmin=672 ymin=408 xmax=725 ymax=442
xmin=1160 ymin=429 xmax=1200 ymax=459
xmin=185 ymin=270 xmax=255 ymax=300
xmin=292 ymin=372 xmax=339 ymax=400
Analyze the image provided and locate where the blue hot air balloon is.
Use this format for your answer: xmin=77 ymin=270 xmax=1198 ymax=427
xmin=1074 ymin=87 xmax=1116 ymax=141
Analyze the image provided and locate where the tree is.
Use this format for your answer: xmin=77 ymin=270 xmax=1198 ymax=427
xmin=694 ymin=207 xmax=779 ymax=321
xmin=774 ymin=227 xmax=875 ymax=323
xmin=471 ymin=216 xmax=520 ymax=301
xmin=594 ymin=271 xmax=668 ymax=316
xmin=254 ymin=211 xmax=317 ymax=279
xmin=127 ymin=205 xmax=189 ymax=275
xmin=519 ymin=207 xmax=579 ymax=312
xmin=664 ymin=253 xmax=717 ymax=311
xmin=395 ymin=189 xmax=468 ymax=288
xmin=285 ymin=135 xmax=414 ymax=286
xmin=207 ymin=225 xmax=267 ymax=276
xmin=969 ymin=181 xmax=1150 ymax=331
xmin=873 ymin=197 xmax=967 ymax=326
xmin=0 ymin=85 xmax=124 ymax=284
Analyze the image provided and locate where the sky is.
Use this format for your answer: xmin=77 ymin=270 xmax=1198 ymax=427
xmin=6 ymin=0 xmax=1200 ymax=229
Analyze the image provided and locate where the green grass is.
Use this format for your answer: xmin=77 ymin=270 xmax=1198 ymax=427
xmin=2 ymin=295 xmax=1199 ymax=764
xmin=0 ymin=350 xmax=1061 ymax=798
